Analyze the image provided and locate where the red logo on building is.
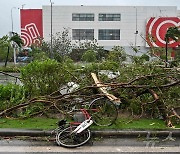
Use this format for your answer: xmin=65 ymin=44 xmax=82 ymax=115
xmin=20 ymin=9 xmax=43 ymax=47
xmin=146 ymin=17 xmax=180 ymax=48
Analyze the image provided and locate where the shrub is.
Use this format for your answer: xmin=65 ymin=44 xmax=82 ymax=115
xmin=82 ymin=50 xmax=97 ymax=62
xmin=20 ymin=59 xmax=76 ymax=96
xmin=69 ymin=49 xmax=85 ymax=62
xmin=0 ymin=83 xmax=26 ymax=110
xmin=107 ymin=46 xmax=127 ymax=62
xmin=0 ymin=47 xmax=13 ymax=62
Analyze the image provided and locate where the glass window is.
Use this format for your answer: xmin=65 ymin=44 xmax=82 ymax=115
xmin=98 ymin=29 xmax=120 ymax=40
xmin=72 ymin=13 xmax=94 ymax=21
xmin=72 ymin=29 xmax=94 ymax=40
xmin=99 ymin=14 xmax=121 ymax=21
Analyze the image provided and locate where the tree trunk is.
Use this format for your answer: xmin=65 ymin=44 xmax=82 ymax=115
xmin=91 ymin=73 xmax=121 ymax=103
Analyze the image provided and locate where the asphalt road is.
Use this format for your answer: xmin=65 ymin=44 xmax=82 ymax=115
xmin=0 ymin=136 xmax=179 ymax=153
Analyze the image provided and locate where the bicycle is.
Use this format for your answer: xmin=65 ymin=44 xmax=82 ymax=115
xmin=55 ymin=97 xmax=118 ymax=148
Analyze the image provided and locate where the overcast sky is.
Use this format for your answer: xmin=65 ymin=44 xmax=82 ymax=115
xmin=0 ymin=0 xmax=179 ymax=37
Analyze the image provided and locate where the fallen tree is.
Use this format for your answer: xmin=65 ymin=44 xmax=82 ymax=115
xmin=0 ymin=70 xmax=179 ymax=127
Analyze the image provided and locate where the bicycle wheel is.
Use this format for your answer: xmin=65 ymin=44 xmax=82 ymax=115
xmin=56 ymin=126 xmax=91 ymax=148
xmin=89 ymin=97 xmax=118 ymax=126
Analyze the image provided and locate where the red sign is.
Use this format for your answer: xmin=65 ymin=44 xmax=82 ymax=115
xmin=146 ymin=17 xmax=180 ymax=48
xmin=20 ymin=9 xmax=43 ymax=47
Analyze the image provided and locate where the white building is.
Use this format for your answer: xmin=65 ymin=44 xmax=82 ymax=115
xmin=42 ymin=6 xmax=179 ymax=54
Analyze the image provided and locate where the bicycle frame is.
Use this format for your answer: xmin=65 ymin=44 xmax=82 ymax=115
xmin=70 ymin=109 xmax=93 ymax=133
xmin=55 ymin=97 xmax=118 ymax=147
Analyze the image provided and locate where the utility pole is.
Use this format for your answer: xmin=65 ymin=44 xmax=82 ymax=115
xmin=50 ymin=0 xmax=53 ymax=58
xmin=11 ymin=7 xmax=17 ymax=65
xmin=134 ymin=7 xmax=138 ymax=48
xmin=11 ymin=7 xmax=16 ymax=34
xmin=165 ymin=38 xmax=168 ymax=67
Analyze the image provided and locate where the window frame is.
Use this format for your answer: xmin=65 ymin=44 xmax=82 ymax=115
xmin=72 ymin=13 xmax=95 ymax=21
xmin=98 ymin=29 xmax=120 ymax=40
xmin=99 ymin=13 xmax=121 ymax=21
xmin=72 ymin=29 xmax=94 ymax=40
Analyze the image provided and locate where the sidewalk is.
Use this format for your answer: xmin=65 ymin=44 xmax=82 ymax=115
xmin=0 ymin=128 xmax=180 ymax=137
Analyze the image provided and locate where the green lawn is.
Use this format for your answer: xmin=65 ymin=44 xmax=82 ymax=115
xmin=92 ymin=118 xmax=180 ymax=130
xmin=0 ymin=117 xmax=179 ymax=130
xmin=0 ymin=118 xmax=57 ymax=130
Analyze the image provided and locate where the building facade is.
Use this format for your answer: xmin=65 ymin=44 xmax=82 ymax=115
xmin=21 ymin=6 xmax=180 ymax=55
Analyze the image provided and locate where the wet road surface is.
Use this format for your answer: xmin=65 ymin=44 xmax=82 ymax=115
xmin=0 ymin=136 xmax=179 ymax=153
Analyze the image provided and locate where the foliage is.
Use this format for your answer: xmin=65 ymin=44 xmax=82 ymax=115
xmin=69 ymin=49 xmax=85 ymax=62
xmin=0 ymin=47 xmax=13 ymax=62
xmin=20 ymin=59 xmax=77 ymax=96
xmin=107 ymin=46 xmax=127 ymax=62
xmin=147 ymin=47 xmax=175 ymax=64
xmin=100 ymin=61 xmax=120 ymax=71
xmin=0 ymin=66 xmax=20 ymax=72
xmin=0 ymin=83 xmax=26 ymax=111
xmin=69 ymin=39 xmax=104 ymax=61
xmin=164 ymin=26 xmax=180 ymax=66
xmin=73 ymin=60 xmax=121 ymax=89
xmin=0 ymin=35 xmax=9 ymax=48
xmin=30 ymin=30 xmax=106 ymax=62
xmin=130 ymin=54 xmax=150 ymax=64
xmin=81 ymin=39 xmax=105 ymax=61
xmin=0 ymin=47 xmax=179 ymax=124
xmin=0 ymin=33 xmax=23 ymax=62
xmin=140 ymin=54 xmax=150 ymax=62
xmin=108 ymin=63 xmax=180 ymax=118
xmin=0 ymin=36 xmax=13 ymax=62
xmin=82 ymin=50 xmax=97 ymax=62
xmin=78 ymin=39 xmax=103 ymax=52
xmin=51 ymin=28 xmax=73 ymax=61
xmin=10 ymin=32 xmax=23 ymax=47
xmin=77 ymin=61 xmax=120 ymax=76
xmin=165 ymin=26 xmax=180 ymax=42
xmin=31 ymin=28 xmax=73 ymax=62
xmin=169 ymin=59 xmax=180 ymax=67
xmin=35 ymin=40 xmax=52 ymax=58
xmin=30 ymin=46 xmax=49 ymax=61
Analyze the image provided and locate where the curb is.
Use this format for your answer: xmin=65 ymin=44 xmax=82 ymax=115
xmin=92 ymin=130 xmax=180 ymax=137
xmin=0 ymin=129 xmax=47 ymax=137
xmin=0 ymin=129 xmax=180 ymax=137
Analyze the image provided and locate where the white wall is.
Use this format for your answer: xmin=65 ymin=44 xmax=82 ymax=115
xmin=178 ymin=10 xmax=180 ymax=17
xmin=42 ymin=5 xmax=177 ymax=51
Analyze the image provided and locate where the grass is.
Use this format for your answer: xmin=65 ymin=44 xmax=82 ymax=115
xmin=0 ymin=118 xmax=57 ymax=130
xmin=92 ymin=118 xmax=180 ymax=130
xmin=0 ymin=65 xmax=21 ymax=73
xmin=0 ymin=117 xmax=179 ymax=130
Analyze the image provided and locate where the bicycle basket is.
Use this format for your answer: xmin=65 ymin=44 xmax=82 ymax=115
xmin=73 ymin=112 xmax=85 ymax=123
